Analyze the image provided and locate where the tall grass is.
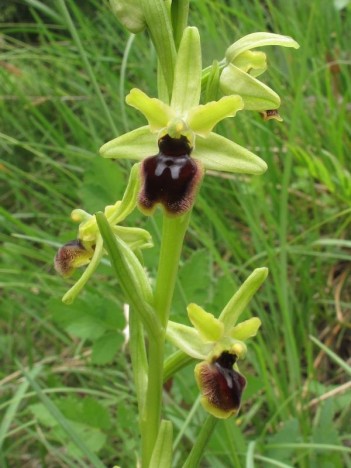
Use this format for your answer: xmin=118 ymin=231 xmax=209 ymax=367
xmin=1 ymin=0 xmax=350 ymax=466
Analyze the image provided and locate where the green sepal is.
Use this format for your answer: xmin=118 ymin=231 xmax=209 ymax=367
xmin=194 ymin=132 xmax=267 ymax=175
xmin=149 ymin=420 xmax=173 ymax=468
xmin=171 ymin=26 xmax=201 ymax=114
xmin=100 ymin=126 xmax=156 ymax=160
xmin=166 ymin=321 xmax=211 ymax=360
xmin=219 ymin=267 xmax=268 ymax=330
xmin=220 ymin=64 xmax=281 ymax=111
xmin=188 ymin=96 xmax=244 ymax=137
xmin=187 ymin=303 xmax=224 ymax=342
xmin=225 ymin=32 xmax=300 ymax=63
xmin=230 ymin=317 xmax=262 ymax=340
xmin=109 ymin=0 xmax=145 ymax=33
xmin=96 ymin=212 xmax=162 ymax=339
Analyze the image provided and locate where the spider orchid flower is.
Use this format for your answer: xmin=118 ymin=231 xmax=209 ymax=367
xmin=220 ymin=32 xmax=300 ymax=115
xmin=100 ymin=27 xmax=267 ymax=216
xmin=166 ymin=268 xmax=268 ymax=418
xmin=54 ymin=164 xmax=152 ymax=304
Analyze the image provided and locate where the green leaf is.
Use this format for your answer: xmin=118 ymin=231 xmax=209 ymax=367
xmin=172 ymin=249 xmax=211 ymax=317
xmin=66 ymin=315 xmax=107 ymax=340
xmin=149 ymin=420 xmax=173 ymax=468
xmin=91 ymin=331 xmax=124 ymax=365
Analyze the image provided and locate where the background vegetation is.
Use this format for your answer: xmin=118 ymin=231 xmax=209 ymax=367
xmin=1 ymin=0 xmax=350 ymax=466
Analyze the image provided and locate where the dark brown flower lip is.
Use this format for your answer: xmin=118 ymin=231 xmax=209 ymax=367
xmin=196 ymin=351 xmax=246 ymax=416
xmin=138 ymin=134 xmax=203 ymax=216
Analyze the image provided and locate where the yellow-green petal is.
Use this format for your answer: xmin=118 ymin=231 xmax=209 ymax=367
xmin=220 ymin=64 xmax=281 ymax=111
xmin=126 ymin=88 xmax=173 ymax=132
xmin=194 ymin=132 xmax=267 ymax=175
xmin=232 ymin=50 xmax=267 ymax=78
xmin=187 ymin=96 xmax=244 ymax=137
xmin=187 ymin=303 xmax=224 ymax=342
xmin=230 ymin=317 xmax=262 ymax=340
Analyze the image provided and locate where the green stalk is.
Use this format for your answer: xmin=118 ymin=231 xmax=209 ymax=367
xmin=182 ymin=416 xmax=218 ymax=468
xmin=141 ymin=211 xmax=191 ymax=467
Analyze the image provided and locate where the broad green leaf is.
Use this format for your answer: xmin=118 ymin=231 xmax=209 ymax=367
xmin=91 ymin=331 xmax=124 ymax=365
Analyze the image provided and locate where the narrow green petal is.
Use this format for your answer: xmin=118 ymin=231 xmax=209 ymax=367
xmin=166 ymin=321 xmax=212 ymax=360
xmin=187 ymin=96 xmax=244 ymax=137
xmin=219 ymin=268 xmax=268 ymax=330
xmin=220 ymin=64 xmax=281 ymax=110
xmin=226 ymin=32 xmax=300 ymax=63
xmin=171 ymin=26 xmax=201 ymax=113
xmin=187 ymin=303 xmax=224 ymax=342
xmin=194 ymin=133 xmax=267 ymax=175
xmin=99 ymin=126 xmax=156 ymax=160
xmin=230 ymin=317 xmax=262 ymax=341
xmin=126 ymin=88 xmax=173 ymax=131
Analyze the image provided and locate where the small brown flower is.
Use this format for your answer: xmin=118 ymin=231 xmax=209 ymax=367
xmin=54 ymin=240 xmax=93 ymax=277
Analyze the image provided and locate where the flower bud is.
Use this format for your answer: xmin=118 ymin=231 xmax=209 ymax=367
xmin=195 ymin=351 xmax=246 ymax=419
xmin=54 ymin=240 xmax=92 ymax=277
xmin=109 ymin=0 xmax=145 ymax=34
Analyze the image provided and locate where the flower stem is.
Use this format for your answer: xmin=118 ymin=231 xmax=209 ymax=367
xmin=182 ymin=416 xmax=218 ymax=468
xmin=141 ymin=211 xmax=191 ymax=467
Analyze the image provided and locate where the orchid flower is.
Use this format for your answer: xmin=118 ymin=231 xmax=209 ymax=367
xmin=166 ymin=268 xmax=268 ymax=418
xmin=54 ymin=164 xmax=152 ymax=304
xmin=100 ymin=27 xmax=267 ymax=216
xmin=220 ymin=32 xmax=299 ymax=115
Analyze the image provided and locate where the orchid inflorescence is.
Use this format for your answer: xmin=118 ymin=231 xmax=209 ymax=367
xmin=54 ymin=1 xmax=298 ymax=464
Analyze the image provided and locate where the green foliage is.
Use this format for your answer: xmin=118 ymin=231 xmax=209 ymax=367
xmin=1 ymin=0 xmax=350 ymax=466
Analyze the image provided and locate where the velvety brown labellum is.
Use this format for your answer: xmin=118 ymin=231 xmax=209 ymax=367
xmin=54 ymin=239 xmax=91 ymax=277
xmin=138 ymin=134 xmax=203 ymax=215
xmin=199 ymin=352 xmax=246 ymax=413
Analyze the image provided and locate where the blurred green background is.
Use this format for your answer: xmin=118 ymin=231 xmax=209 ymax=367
xmin=1 ymin=0 xmax=350 ymax=466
